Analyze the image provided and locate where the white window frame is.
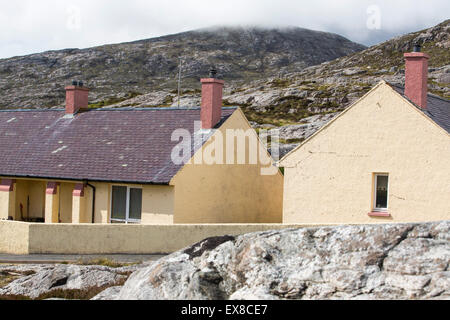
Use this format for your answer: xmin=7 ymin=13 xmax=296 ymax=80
xmin=110 ymin=185 xmax=142 ymax=224
xmin=373 ymin=174 xmax=389 ymax=212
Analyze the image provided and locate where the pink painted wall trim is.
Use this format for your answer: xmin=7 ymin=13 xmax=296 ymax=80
xmin=368 ymin=211 xmax=391 ymax=217
xmin=65 ymin=85 xmax=90 ymax=115
xmin=73 ymin=183 xmax=85 ymax=197
xmin=201 ymin=78 xmax=225 ymax=129
xmin=0 ymin=179 xmax=15 ymax=192
xmin=404 ymin=52 xmax=429 ymax=110
xmin=46 ymin=182 xmax=60 ymax=195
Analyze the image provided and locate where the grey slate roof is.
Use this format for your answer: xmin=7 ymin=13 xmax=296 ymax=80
xmin=0 ymin=107 xmax=236 ymax=184
xmin=391 ymin=84 xmax=450 ymax=134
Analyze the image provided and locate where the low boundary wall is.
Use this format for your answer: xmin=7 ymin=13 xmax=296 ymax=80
xmin=0 ymin=220 xmax=333 ymax=255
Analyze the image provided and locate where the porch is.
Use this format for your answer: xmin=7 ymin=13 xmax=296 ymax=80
xmin=0 ymin=178 xmax=93 ymax=224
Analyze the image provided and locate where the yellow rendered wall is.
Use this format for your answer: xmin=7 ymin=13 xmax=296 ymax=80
xmin=28 ymin=181 xmax=45 ymax=219
xmin=1 ymin=179 xmax=175 ymax=225
xmin=91 ymin=183 xmax=175 ymax=224
xmin=12 ymin=179 xmax=45 ymax=221
xmin=171 ymin=109 xmax=284 ymax=224
xmin=93 ymin=182 xmax=110 ymax=223
xmin=141 ymin=185 xmax=174 ymax=224
xmin=280 ymin=82 xmax=450 ymax=224
xmin=0 ymin=191 xmax=14 ymax=221
xmin=24 ymin=222 xmax=314 ymax=254
xmin=0 ymin=220 xmax=29 ymax=254
xmin=80 ymin=186 xmax=92 ymax=223
xmin=59 ymin=182 xmax=75 ymax=223
xmin=15 ymin=179 xmax=28 ymax=220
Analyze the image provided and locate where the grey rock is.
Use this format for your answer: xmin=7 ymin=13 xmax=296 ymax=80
xmin=0 ymin=264 xmax=128 ymax=299
xmin=91 ymin=286 xmax=123 ymax=300
xmin=115 ymin=221 xmax=450 ymax=300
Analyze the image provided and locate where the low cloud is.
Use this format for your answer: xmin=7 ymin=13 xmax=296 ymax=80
xmin=0 ymin=0 xmax=448 ymax=59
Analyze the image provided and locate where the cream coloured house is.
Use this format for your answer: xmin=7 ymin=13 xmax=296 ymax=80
xmin=279 ymin=47 xmax=450 ymax=224
xmin=0 ymin=74 xmax=283 ymax=225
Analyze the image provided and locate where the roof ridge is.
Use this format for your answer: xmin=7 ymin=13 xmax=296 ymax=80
xmin=0 ymin=106 xmax=239 ymax=112
xmin=0 ymin=109 xmax=65 ymax=112
xmin=387 ymin=82 xmax=450 ymax=103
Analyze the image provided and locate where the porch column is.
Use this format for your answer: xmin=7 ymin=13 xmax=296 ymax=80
xmin=45 ymin=182 xmax=60 ymax=223
xmin=72 ymin=183 xmax=85 ymax=224
xmin=0 ymin=179 xmax=16 ymax=220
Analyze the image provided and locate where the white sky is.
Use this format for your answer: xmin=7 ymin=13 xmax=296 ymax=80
xmin=0 ymin=0 xmax=448 ymax=59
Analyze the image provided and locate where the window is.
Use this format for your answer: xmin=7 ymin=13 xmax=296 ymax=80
xmin=111 ymin=186 xmax=142 ymax=223
xmin=373 ymin=174 xmax=389 ymax=212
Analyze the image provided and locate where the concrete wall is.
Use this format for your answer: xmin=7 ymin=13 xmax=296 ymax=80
xmin=0 ymin=220 xmax=327 ymax=254
xmin=280 ymin=82 xmax=450 ymax=224
xmin=171 ymin=109 xmax=284 ymax=223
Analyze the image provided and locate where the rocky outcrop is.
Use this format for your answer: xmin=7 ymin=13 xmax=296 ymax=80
xmin=0 ymin=264 xmax=139 ymax=299
xmin=110 ymin=221 xmax=450 ymax=300
xmin=0 ymin=26 xmax=365 ymax=109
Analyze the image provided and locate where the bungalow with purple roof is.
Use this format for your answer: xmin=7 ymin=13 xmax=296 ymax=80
xmin=0 ymin=73 xmax=283 ymax=225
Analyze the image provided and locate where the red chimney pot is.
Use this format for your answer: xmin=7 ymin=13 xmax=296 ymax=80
xmin=65 ymin=84 xmax=89 ymax=115
xmin=404 ymin=51 xmax=429 ymax=110
xmin=200 ymin=78 xmax=224 ymax=129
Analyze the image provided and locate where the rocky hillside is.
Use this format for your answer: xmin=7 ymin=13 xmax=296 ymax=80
xmin=112 ymin=221 xmax=450 ymax=300
xmin=0 ymin=26 xmax=365 ymax=109
xmin=97 ymin=20 xmax=449 ymax=125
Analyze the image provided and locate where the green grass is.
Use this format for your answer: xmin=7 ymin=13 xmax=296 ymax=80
xmin=87 ymin=91 xmax=143 ymax=109
xmin=269 ymin=78 xmax=291 ymax=88
xmin=74 ymin=258 xmax=138 ymax=268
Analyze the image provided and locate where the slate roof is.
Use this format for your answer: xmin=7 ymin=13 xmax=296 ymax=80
xmin=391 ymin=84 xmax=450 ymax=134
xmin=0 ymin=107 xmax=236 ymax=184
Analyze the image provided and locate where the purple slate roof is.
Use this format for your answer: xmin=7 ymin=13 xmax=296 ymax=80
xmin=391 ymin=84 xmax=450 ymax=134
xmin=0 ymin=107 xmax=236 ymax=184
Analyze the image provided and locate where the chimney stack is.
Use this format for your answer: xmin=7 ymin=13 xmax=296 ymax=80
xmin=200 ymin=68 xmax=224 ymax=129
xmin=65 ymin=81 xmax=89 ymax=115
xmin=404 ymin=44 xmax=429 ymax=109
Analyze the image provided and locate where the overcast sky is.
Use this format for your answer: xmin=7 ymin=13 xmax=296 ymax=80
xmin=0 ymin=0 xmax=448 ymax=59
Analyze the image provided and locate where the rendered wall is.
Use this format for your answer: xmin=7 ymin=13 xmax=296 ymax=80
xmin=93 ymin=182 xmax=110 ymax=223
xmin=171 ymin=109 xmax=284 ymax=224
xmin=0 ymin=220 xmax=29 ymax=254
xmin=60 ymin=182 xmax=75 ymax=223
xmin=12 ymin=180 xmax=45 ymax=221
xmin=90 ymin=183 xmax=174 ymax=224
xmin=28 ymin=181 xmax=45 ymax=219
xmin=141 ymin=185 xmax=174 ymax=224
xmin=23 ymin=222 xmax=311 ymax=254
xmin=280 ymin=83 xmax=450 ymax=224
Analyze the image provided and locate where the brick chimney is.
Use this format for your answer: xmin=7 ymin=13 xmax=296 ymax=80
xmin=65 ymin=81 xmax=89 ymax=114
xmin=201 ymin=68 xmax=224 ymax=129
xmin=404 ymin=44 xmax=429 ymax=109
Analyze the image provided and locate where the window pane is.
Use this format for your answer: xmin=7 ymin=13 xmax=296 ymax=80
xmin=375 ymin=175 xmax=388 ymax=209
xmin=129 ymin=188 xmax=142 ymax=220
xmin=111 ymin=186 xmax=127 ymax=220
